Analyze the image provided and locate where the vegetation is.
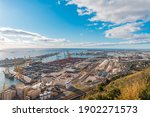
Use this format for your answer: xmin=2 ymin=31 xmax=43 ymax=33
xmin=97 ymin=83 xmax=105 ymax=92
xmin=84 ymin=67 xmax=150 ymax=100
xmin=139 ymin=87 xmax=150 ymax=100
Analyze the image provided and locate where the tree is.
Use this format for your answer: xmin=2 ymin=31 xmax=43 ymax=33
xmin=97 ymin=83 xmax=105 ymax=92
xmin=140 ymin=88 xmax=150 ymax=100
xmin=107 ymin=88 xmax=121 ymax=100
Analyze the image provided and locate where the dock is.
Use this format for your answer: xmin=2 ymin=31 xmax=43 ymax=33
xmin=9 ymin=70 xmax=32 ymax=84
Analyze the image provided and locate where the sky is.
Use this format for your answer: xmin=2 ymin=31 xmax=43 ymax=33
xmin=0 ymin=0 xmax=150 ymax=49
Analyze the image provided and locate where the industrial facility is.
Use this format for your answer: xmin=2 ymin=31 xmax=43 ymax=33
xmin=1 ymin=50 xmax=150 ymax=100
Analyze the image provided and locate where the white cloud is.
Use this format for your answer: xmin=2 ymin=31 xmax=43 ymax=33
xmin=86 ymin=23 xmax=98 ymax=27
xmin=105 ymin=22 xmax=150 ymax=41
xmin=105 ymin=22 xmax=141 ymax=39
xmin=57 ymin=0 xmax=61 ymax=5
xmin=67 ymin=0 xmax=150 ymax=24
xmin=74 ymin=40 xmax=150 ymax=47
xmin=0 ymin=27 xmax=67 ymax=44
xmin=77 ymin=8 xmax=93 ymax=16
xmin=66 ymin=0 xmax=150 ymax=46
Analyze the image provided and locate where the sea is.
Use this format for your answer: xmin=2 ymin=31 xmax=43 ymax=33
xmin=0 ymin=48 xmax=94 ymax=91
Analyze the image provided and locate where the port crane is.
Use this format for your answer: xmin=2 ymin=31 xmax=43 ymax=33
xmin=14 ymin=58 xmax=23 ymax=79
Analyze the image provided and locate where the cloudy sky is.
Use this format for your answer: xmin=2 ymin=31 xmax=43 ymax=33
xmin=0 ymin=0 xmax=150 ymax=49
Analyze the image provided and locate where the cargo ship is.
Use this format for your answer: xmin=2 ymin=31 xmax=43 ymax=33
xmin=3 ymin=70 xmax=15 ymax=80
xmin=3 ymin=60 xmax=15 ymax=80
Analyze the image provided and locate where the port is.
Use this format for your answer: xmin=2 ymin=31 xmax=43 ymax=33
xmin=0 ymin=0 xmax=150 ymax=100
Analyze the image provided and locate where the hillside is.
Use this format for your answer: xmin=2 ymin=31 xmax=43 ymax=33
xmin=83 ymin=67 xmax=150 ymax=100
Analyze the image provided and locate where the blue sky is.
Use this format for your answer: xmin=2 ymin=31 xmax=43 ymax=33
xmin=0 ymin=0 xmax=150 ymax=49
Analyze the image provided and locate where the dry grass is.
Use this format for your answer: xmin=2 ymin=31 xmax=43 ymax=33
xmin=83 ymin=67 xmax=150 ymax=100
xmin=74 ymin=83 xmax=86 ymax=90
xmin=105 ymin=68 xmax=150 ymax=100
xmin=118 ymin=79 xmax=147 ymax=100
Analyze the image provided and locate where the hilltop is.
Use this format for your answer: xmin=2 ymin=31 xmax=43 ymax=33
xmin=83 ymin=67 xmax=150 ymax=100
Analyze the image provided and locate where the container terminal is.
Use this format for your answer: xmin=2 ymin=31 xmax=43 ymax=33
xmin=1 ymin=50 xmax=150 ymax=100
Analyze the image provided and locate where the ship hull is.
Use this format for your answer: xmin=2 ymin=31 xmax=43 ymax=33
xmin=3 ymin=72 xmax=15 ymax=80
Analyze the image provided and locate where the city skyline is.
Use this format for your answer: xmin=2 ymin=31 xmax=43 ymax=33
xmin=0 ymin=0 xmax=150 ymax=49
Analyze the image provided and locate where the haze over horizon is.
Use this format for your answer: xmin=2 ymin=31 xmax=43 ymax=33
xmin=0 ymin=0 xmax=150 ymax=49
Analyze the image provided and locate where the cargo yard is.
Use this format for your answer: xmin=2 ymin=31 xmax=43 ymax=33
xmin=1 ymin=50 xmax=150 ymax=100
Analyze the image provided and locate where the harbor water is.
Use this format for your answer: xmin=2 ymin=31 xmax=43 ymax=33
xmin=0 ymin=67 xmax=20 ymax=91
xmin=0 ymin=48 xmax=93 ymax=91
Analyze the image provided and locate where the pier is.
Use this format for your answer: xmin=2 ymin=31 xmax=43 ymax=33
xmin=9 ymin=70 xmax=32 ymax=84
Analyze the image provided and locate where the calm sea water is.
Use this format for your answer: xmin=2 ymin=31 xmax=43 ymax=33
xmin=0 ymin=67 xmax=21 ymax=91
xmin=0 ymin=48 xmax=90 ymax=91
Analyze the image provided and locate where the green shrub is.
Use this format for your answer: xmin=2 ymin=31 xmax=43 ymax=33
xmin=107 ymin=88 xmax=121 ymax=100
xmin=97 ymin=83 xmax=105 ymax=92
xmin=140 ymin=87 xmax=150 ymax=100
